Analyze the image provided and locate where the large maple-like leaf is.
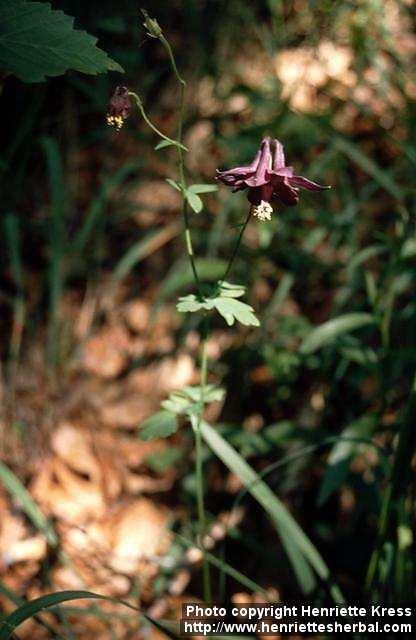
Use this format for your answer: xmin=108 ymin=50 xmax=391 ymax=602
xmin=0 ymin=0 xmax=124 ymax=82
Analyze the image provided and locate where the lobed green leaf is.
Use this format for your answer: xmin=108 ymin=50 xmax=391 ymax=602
xmin=213 ymin=297 xmax=259 ymax=327
xmin=0 ymin=0 xmax=124 ymax=83
xmin=138 ymin=411 xmax=178 ymax=441
xmin=161 ymin=385 xmax=225 ymax=417
xmin=177 ymin=282 xmax=259 ymax=327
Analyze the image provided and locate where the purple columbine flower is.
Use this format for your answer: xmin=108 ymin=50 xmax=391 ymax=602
xmin=107 ymin=86 xmax=132 ymax=130
xmin=216 ymin=137 xmax=330 ymax=220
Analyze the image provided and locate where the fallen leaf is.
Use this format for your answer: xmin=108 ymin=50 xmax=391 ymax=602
xmin=82 ymin=325 xmax=130 ymax=378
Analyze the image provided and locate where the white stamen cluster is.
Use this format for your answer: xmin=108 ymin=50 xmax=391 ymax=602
xmin=251 ymin=200 xmax=273 ymax=221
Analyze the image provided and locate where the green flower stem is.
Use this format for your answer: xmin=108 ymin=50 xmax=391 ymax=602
xmin=159 ymin=34 xmax=185 ymax=87
xmin=129 ymin=88 xmax=199 ymax=288
xmin=154 ymin=35 xmax=202 ymax=293
xmin=128 ymin=92 xmax=181 ymax=149
xmin=222 ymin=207 xmax=252 ymax=282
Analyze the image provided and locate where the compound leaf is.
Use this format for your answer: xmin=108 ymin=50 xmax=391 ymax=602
xmin=218 ymin=281 xmax=245 ymax=298
xmin=176 ymin=294 xmax=214 ymax=313
xmin=177 ymin=283 xmax=259 ymax=327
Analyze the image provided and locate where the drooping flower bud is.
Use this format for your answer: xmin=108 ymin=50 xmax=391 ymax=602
xmin=106 ymin=86 xmax=131 ymax=131
xmin=141 ymin=9 xmax=163 ymax=38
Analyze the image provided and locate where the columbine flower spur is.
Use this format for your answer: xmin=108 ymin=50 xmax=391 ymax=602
xmin=216 ymin=137 xmax=330 ymax=220
xmin=107 ymin=86 xmax=132 ymax=130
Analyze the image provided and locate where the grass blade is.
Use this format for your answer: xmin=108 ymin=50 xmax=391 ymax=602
xmin=263 ymin=272 xmax=294 ymax=318
xmin=176 ymin=534 xmax=269 ymax=598
xmin=41 ymin=136 xmax=67 ymax=368
xmin=112 ymin=221 xmax=181 ymax=283
xmin=0 ymin=590 xmax=179 ymax=640
xmin=3 ymin=214 xmax=26 ymax=376
xmin=0 ymin=582 xmax=64 ymax=638
xmin=300 ymin=313 xmax=375 ymax=355
xmin=318 ymin=415 xmax=378 ymax=506
xmin=346 ymin=244 xmax=386 ymax=275
xmin=72 ymin=163 xmax=140 ymax=255
xmin=335 ymin=137 xmax=405 ymax=202
xmin=200 ymin=421 xmax=344 ymax=602
xmin=0 ymin=461 xmax=57 ymax=546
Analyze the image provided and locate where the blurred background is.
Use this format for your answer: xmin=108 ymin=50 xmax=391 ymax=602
xmin=1 ymin=0 xmax=415 ymax=637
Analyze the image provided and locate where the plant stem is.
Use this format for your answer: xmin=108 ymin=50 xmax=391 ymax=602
xmin=128 ymin=92 xmax=184 ymax=150
xmin=157 ymin=35 xmax=201 ymax=294
xmin=159 ymin=34 xmax=184 ymax=86
xmin=157 ymin=28 xmax=209 ymax=600
xmin=177 ymin=97 xmax=202 ymax=292
xmin=222 ymin=207 xmax=252 ymax=282
xmin=194 ymin=326 xmax=212 ymax=602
